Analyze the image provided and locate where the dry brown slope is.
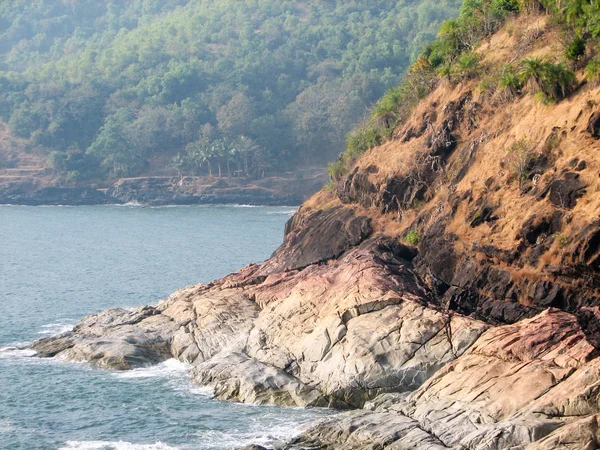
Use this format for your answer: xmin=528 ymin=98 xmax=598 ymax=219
xmin=310 ymin=13 xmax=600 ymax=327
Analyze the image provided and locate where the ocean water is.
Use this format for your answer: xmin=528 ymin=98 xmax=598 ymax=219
xmin=0 ymin=205 xmax=332 ymax=450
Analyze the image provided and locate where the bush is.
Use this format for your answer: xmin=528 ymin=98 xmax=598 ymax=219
xmin=506 ymin=137 xmax=533 ymax=187
xmin=498 ymin=64 xmax=522 ymax=100
xmin=436 ymin=63 xmax=454 ymax=82
xmin=456 ymin=52 xmax=481 ymax=78
xmin=345 ymin=124 xmax=383 ymax=162
xmin=565 ymin=36 xmax=586 ymax=64
xmin=327 ymin=159 xmax=347 ymax=181
xmin=542 ymin=62 xmax=577 ymax=100
xmin=519 ymin=57 xmax=547 ymax=92
xmin=519 ymin=58 xmax=577 ymax=101
xmin=65 ymin=170 xmax=82 ymax=184
xmin=585 ymin=57 xmax=600 ymax=86
xmin=405 ymin=229 xmax=421 ymax=245
xmin=492 ymin=0 xmax=520 ymax=15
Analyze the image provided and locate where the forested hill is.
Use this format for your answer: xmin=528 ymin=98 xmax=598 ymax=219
xmin=0 ymin=0 xmax=460 ymax=183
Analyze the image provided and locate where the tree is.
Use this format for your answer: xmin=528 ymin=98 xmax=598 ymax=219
xmin=216 ymin=92 xmax=256 ymax=138
xmin=170 ymin=153 xmax=188 ymax=182
xmin=519 ymin=57 xmax=546 ymax=93
xmin=86 ymin=109 xmax=140 ymax=177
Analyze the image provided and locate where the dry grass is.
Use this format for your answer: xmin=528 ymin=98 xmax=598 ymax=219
xmin=313 ymin=12 xmax=600 ymax=294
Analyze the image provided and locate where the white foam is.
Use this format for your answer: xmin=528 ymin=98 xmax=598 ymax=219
xmin=0 ymin=419 xmax=14 ymax=432
xmin=0 ymin=346 xmax=36 ymax=359
xmin=266 ymin=208 xmax=297 ymax=215
xmin=197 ymin=419 xmax=311 ymax=449
xmin=111 ymin=359 xmax=190 ymax=379
xmin=37 ymin=322 xmax=74 ymax=335
xmin=59 ymin=441 xmax=179 ymax=450
xmin=185 ymin=385 xmax=214 ymax=397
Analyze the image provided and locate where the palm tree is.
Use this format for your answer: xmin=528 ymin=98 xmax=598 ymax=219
xmin=519 ymin=57 xmax=547 ymax=92
xmin=542 ymin=62 xmax=577 ymax=100
xmin=237 ymin=136 xmax=259 ymax=176
xmin=498 ymin=64 xmax=522 ymax=100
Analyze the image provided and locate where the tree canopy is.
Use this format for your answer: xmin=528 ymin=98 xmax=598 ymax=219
xmin=0 ymin=0 xmax=461 ymax=181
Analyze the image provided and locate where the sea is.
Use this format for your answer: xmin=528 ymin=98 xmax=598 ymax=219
xmin=0 ymin=204 xmax=333 ymax=450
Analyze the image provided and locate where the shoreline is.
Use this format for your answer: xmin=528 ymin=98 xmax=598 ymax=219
xmin=0 ymin=170 xmax=328 ymax=208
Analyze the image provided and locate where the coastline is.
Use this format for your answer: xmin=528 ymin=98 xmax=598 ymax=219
xmin=0 ymin=170 xmax=327 ymax=207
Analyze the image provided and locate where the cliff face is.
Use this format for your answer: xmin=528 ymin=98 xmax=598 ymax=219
xmin=334 ymin=14 xmax=600 ymax=327
xmin=31 ymin=12 xmax=600 ymax=450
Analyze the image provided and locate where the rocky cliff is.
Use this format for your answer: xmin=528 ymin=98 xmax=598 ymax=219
xmin=31 ymin=10 xmax=600 ymax=450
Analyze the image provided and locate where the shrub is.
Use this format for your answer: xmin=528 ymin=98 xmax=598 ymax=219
xmin=585 ymin=57 xmax=600 ymax=86
xmin=519 ymin=58 xmax=577 ymax=101
xmin=371 ymin=86 xmax=405 ymax=133
xmin=65 ymin=170 xmax=82 ymax=184
xmin=556 ymin=233 xmax=570 ymax=248
xmin=405 ymin=229 xmax=421 ymax=245
xmin=542 ymin=62 xmax=577 ymax=100
xmin=478 ymin=78 xmax=492 ymax=93
xmin=327 ymin=159 xmax=347 ymax=181
xmin=456 ymin=52 xmax=481 ymax=78
xmin=506 ymin=137 xmax=533 ymax=187
xmin=565 ymin=36 xmax=586 ymax=64
xmin=493 ymin=0 xmax=520 ymax=15
xmin=323 ymin=180 xmax=335 ymax=192
xmin=498 ymin=64 xmax=522 ymax=100
xmin=345 ymin=123 xmax=383 ymax=161
xmin=519 ymin=57 xmax=547 ymax=92
xmin=437 ymin=63 xmax=454 ymax=81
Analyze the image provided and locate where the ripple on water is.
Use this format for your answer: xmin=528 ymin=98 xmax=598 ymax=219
xmin=60 ymin=441 xmax=180 ymax=450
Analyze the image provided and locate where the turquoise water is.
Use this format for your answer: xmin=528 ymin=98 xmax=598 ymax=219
xmin=0 ymin=205 xmax=331 ymax=450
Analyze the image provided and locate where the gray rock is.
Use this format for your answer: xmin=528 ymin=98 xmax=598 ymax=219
xmin=191 ymin=352 xmax=332 ymax=407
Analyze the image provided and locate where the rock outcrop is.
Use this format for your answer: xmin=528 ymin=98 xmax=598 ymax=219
xmin=285 ymin=309 xmax=600 ymax=449
xmin=32 ymin=221 xmax=487 ymax=408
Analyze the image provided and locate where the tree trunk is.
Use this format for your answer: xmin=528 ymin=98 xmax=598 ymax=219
xmin=227 ymin=160 xmax=231 ymax=178
xmin=217 ymin=162 xmax=222 ymax=178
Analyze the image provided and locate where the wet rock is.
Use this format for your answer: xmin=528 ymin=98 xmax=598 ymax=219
xmin=0 ymin=183 xmax=117 ymax=206
xmin=283 ymin=410 xmax=448 ymax=450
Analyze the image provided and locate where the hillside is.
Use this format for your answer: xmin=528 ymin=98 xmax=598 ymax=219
xmin=28 ymin=0 xmax=600 ymax=449
xmin=0 ymin=0 xmax=461 ymax=195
